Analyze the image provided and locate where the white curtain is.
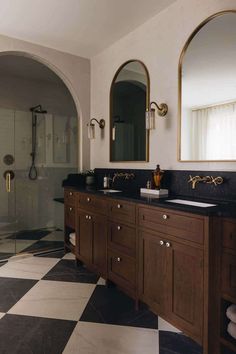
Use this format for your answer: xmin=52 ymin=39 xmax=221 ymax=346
xmin=191 ymin=102 xmax=236 ymax=160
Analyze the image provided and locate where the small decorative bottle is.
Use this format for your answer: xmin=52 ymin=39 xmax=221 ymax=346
xmin=152 ymin=164 xmax=164 ymax=190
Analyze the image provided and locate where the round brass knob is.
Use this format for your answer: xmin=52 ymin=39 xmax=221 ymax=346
xmin=85 ymin=215 xmax=89 ymax=219
xmin=87 ymin=197 xmax=91 ymax=202
xmin=117 ymin=257 xmax=121 ymax=262
xmin=166 ymin=242 xmax=171 ymax=248
xmin=88 ymin=216 xmax=92 ymax=220
xmin=162 ymin=214 xmax=168 ymax=220
xmin=159 ymin=240 xmax=164 ymax=246
xmin=69 ymin=192 xmax=73 ymax=196
xmin=117 ymin=226 xmax=121 ymax=231
xmin=69 ymin=207 xmax=73 ymax=212
xmin=117 ymin=204 xmax=121 ymax=209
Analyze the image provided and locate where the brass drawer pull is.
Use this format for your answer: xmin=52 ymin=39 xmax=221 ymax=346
xmin=69 ymin=207 xmax=73 ymax=212
xmin=117 ymin=257 xmax=121 ymax=262
xmin=117 ymin=204 xmax=122 ymax=209
xmin=85 ymin=215 xmax=89 ymax=219
xmin=87 ymin=197 xmax=91 ymax=202
xmin=162 ymin=214 xmax=168 ymax=220
xmin=159 ymin=240 xmax=164 ymax=246
xmin=165 ymin=242 xmax=171 ymax=248
xmin=69 ymin=192 xmax=73 ymax=196
xmin=117 ymin=226 xmax=121 ymax=231
xmin=88 ymin=215 xmax=92 ymax=220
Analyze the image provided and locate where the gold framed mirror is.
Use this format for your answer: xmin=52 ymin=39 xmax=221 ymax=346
xmin=178 ymin=10 xmax=236 ymax=162
xmin=110 ymin=60 xmax=150 ymax=162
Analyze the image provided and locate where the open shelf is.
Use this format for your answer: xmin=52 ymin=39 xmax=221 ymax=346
xmin=220 ymin=298 xmax=236 ymax=353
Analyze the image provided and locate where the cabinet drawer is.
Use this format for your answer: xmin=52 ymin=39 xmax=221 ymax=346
xmin=109 ymin=199 xmax=135 ymax=224
xmin=108 ymin=222 xmax=136 ymax=256
xmin=138 ymin=206 xmax=204 ymax=244
xmin=108 ymin=249 xmax=136 ymax=288
xmin=78 ymin=193 xmax=108 ymax=214
xmin=65 ymin=204 xmax=75 ymax=229
xmin=222 ymin=219 xmax=236 ymax=251
xmin=222 ymin=252 xmax=236 ymax=298
xmin=64 ymin=189 xmax=76 ymax=205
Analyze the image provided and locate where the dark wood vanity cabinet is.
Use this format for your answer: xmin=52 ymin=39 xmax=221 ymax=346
xmin=64 ymin=189 xmax=77 ymax=253
xmin=76 ymin=193 xmax=108 ymax=277
xmin=138 ymin=205 xmax=204 ymax=344
xmin=63 ymin=188 xmax=223 ymax=354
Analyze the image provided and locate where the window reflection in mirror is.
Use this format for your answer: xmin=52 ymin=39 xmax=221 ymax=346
xmin=179 ymin=12 xmax=236 ymax=161
xmin=110 ymin=60 xmax=149 ymax=162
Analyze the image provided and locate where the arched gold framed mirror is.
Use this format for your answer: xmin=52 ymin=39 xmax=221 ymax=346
xmin=110 ymin=60 xmax=150 ymax=162
xmin=178 ymin=10 xmax=236 ymax=162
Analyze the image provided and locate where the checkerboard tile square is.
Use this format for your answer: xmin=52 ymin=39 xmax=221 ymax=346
xmin=43 ymin=259 xmax=100 ymax=283
xmin=80 ymin=285 xmax=158 ymax=329
xmin=8 ymin=279 xmax=96 ymax=321
xmin=0 ymin=314 xmax=76 ymax=354
xmin=63 ymin=321 xmax=159 ymax=354
xmin=0 ymin=277 xmax=37 ymax=312
xmin=0 ymin=256 xmax=59 ymax=280
xmin=159 ymin=331 xmax=202 ymax=354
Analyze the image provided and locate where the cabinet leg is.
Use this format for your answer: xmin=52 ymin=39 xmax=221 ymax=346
xmin=75 ymin=258 xmax=83 ymax=267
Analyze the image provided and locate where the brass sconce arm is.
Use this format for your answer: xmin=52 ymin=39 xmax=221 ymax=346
xmin=150 ymin=101 xmax=168 ymax=117
xmin=89 ymin=118 xmax=105 ymax=129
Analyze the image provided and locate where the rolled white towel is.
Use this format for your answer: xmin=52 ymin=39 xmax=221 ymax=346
xmin=227 ymin=321 xmax=236 ymax=340
xmin=69 ymin=232 xmax=76 ymax=240
xmin=70 ymin=238 xmax=76 ymax=246
xmin=226 ymin=304 xmax=236 ymax=323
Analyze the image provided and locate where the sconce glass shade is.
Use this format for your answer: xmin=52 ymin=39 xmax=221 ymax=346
xmin=88 ymin=123 xmax=95 ymax=139
xmin=145 ymin=109 xmax=156 ymax=130
xmin=112 ymin=126 xmax=116 ymax=141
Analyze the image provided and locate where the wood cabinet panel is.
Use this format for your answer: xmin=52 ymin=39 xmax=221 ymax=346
xmin=109 ymin=199 xmax=136 ymax=224
xmin=77 ymin=210 xmax=93 ymax=264
xmin=138 ymin=206 xmax=204 ymax=244
xmin=168 ymin=241 xmax=204 ymax=342
xmin=138 ymin=230 xmax=169 ymax=316
xmin=78 ymin=193 xmax=108 ymax=215
xmin=108 ymin=249 xmax=136 ymax=289
xmin=64 ymin=204 xmax=75 ymax=229
xmin=222 ymin=219 xmax=236 ymax=252
xmin=222 ymin=252 xmax=236 ymax=298
xmin=64 ymin=189 xmax=76 ymax=205
xmin=92 ymin=214 xmax=107 ymax=276
xmin=108 ymin=222 xmax=136 ymax=257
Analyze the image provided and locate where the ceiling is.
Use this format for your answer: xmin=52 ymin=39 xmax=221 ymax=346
xmin=0 ymin=0 xmax=176 ymax=58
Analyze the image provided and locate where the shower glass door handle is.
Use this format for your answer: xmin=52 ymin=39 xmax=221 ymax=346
xmin=3 ymin=170 xmax=15 ymax=193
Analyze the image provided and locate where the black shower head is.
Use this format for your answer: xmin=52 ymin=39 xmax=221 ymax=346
xmin=30 ymin=105 xmax=47 ymax=114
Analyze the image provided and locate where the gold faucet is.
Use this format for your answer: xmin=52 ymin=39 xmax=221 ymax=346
xmin=112 ymin=172 xmax=135 ymax=184
xmin=188 ymin=175 xmax=223 ymax=189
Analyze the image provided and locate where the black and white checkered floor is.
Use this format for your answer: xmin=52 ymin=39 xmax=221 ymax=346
xmin=0 ymin=229 xmax=64 ymax=261
xmin=0 ymin=250 xmax=203 ymax=354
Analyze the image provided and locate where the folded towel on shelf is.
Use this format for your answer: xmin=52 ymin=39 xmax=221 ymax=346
xmin=227 ymin=321 xmax=236 ymax=340
xmin=69 ymin=232 xmax=76 ymax=246
xmin=226 ymin=304 xmax=236 ymax=323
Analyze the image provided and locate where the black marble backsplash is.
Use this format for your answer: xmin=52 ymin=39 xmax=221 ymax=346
xmin=94 ymin=168 xmax=236 ymax=202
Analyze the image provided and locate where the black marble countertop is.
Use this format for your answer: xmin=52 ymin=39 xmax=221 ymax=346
xmin=63 ymin=185 xmax=236 ymax=217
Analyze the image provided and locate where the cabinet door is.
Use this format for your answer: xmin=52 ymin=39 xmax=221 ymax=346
xmin=77 ymin=211 xmax=93 ymax=264
xmin=139 ymin=230 xmax=169 ymax=316
xmin=168 ymin=240 xmax=204 ymax=342
xmin=92 ymin=214 xmax=107 ymax=276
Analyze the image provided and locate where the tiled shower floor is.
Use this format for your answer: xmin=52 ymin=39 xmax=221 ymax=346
xmin=0 ymin=228 xmax=64 ymax=261
xmin=0 ymin=251 xmax=203 ymax=354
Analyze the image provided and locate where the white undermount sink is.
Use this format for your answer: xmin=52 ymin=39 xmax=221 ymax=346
xmin=99 ymin=189 xmax=122 ymax=193
xmin=166 ymin=199 xmax=217 ymax=208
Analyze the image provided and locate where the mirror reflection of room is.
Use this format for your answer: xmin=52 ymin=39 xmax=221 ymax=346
xmin=110 ymin=60 xmax=149 ymax=162
xmin=180 ymin=13 xmax=236 ymax=161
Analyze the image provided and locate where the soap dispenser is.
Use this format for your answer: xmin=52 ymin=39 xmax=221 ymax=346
xmin=152 ymin=164 xmax=164 ymax=190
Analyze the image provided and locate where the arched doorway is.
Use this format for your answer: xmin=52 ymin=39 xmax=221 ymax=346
xmin=0 ymin=53 xmax=80 ymax=260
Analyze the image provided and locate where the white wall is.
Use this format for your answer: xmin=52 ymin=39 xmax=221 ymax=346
xmin=0 ymin=34 xmax=90 ymax=171
xmin=0 ymin=74 xmax=77 ymax=116
xmin=91 ymin=0 xmax=236 ymax=171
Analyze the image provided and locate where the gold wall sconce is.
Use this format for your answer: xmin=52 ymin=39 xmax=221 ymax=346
xmin=146 ymin=101 xmax=168 ymax=130
xmin=87 ymin=118 xmax=105 ymax=139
